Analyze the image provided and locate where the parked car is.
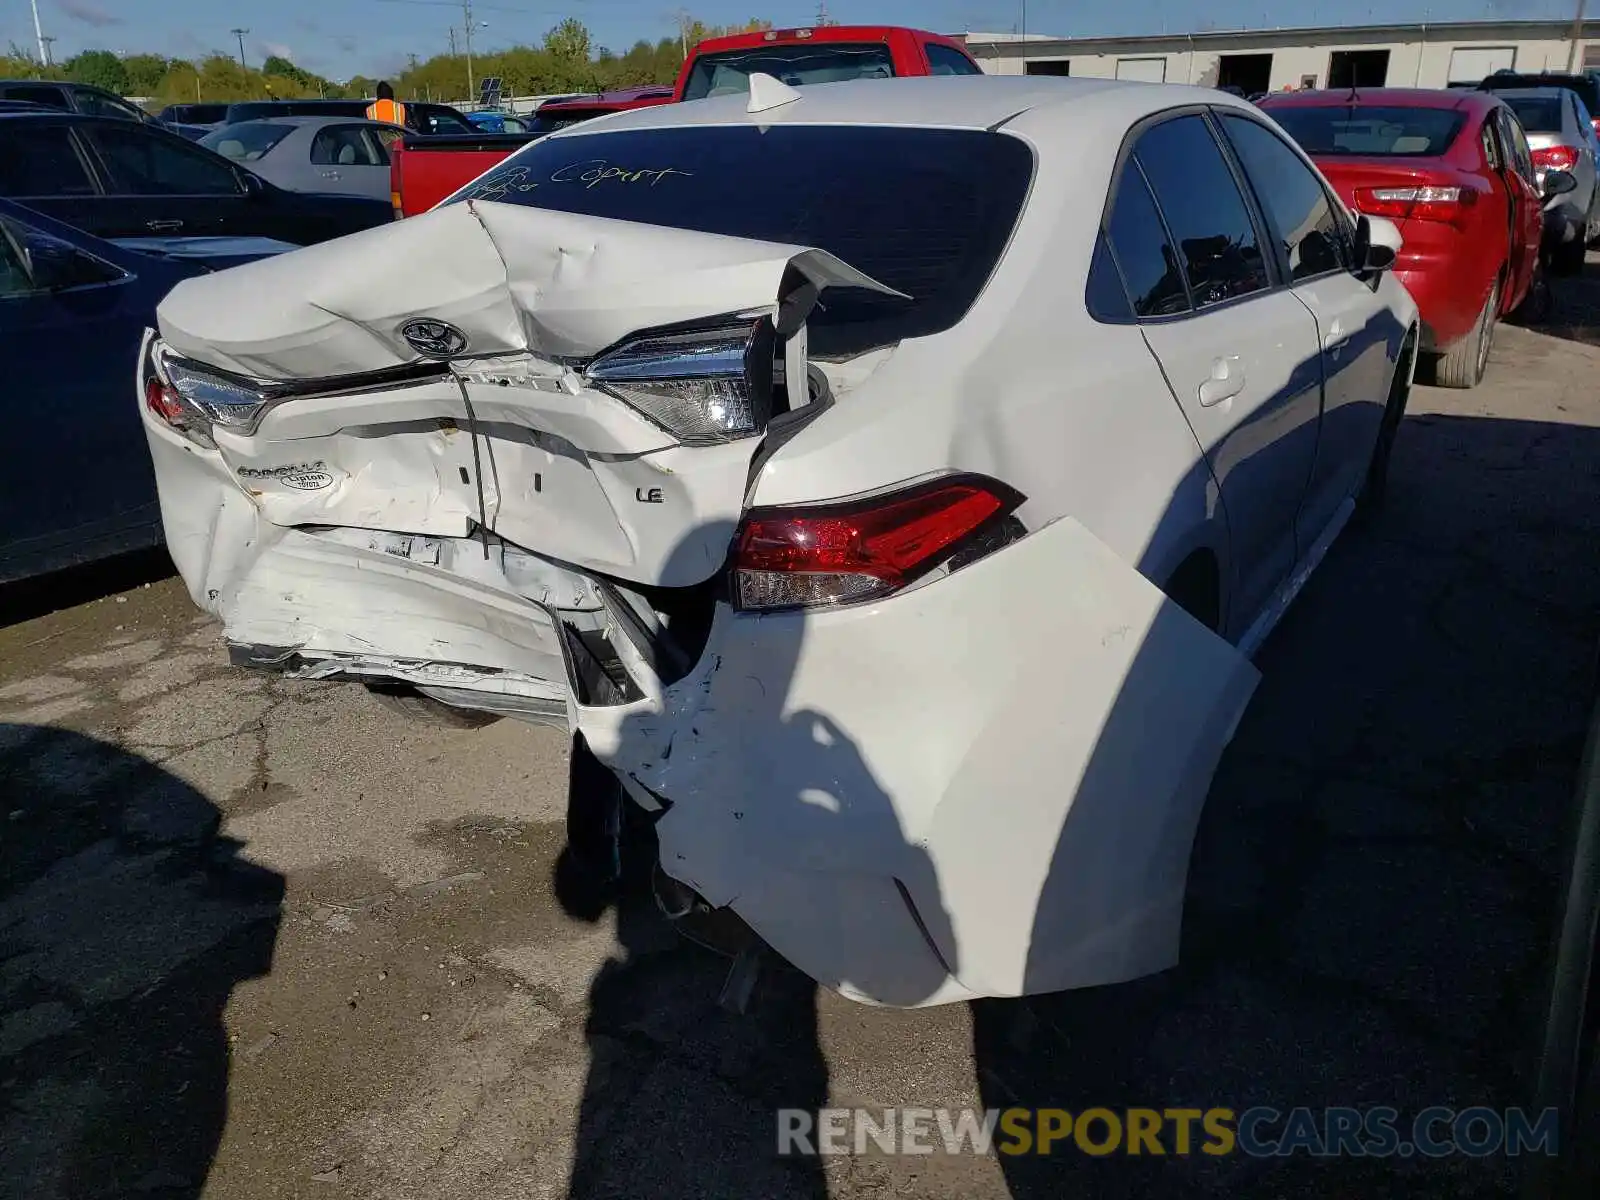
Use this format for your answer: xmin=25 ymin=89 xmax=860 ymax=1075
xmin=0 ymin=197 xmax=293 ymax=582
xmin=525 ymin=86 xmax=674 ymax=133
xmin=0 ymin=111 xmax=392 ymax=245
xmin=1494 ymin=86 xmax=1600 ymax=273
xmin=0 ymin=79 xmax=153 ymax=124
xmin=1260 ymin=87 xmax=1544 ymax=388
xmin=1478 ymin=70 xmax=1600 ymax=138
xmin=215 ymin=98 xmax=476 ymax=137
xmin=202 ymin=117 xmax=406 ymax=202
xmin=466 ymin=110 xmax=532 ymax=133
xmin=140 ymin=76 xmax=1418 ymax=1006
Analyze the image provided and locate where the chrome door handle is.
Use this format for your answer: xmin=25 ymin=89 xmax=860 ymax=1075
xmin=1198 ymin=356 xmax=1244 ymax=407
xmin=319 ymin=170 xmax=341 ymax=180
xmin=145 ymin=219 xmax=183 ymax=232
xmin=1324 ymin=319 xmax=1348 ymax=352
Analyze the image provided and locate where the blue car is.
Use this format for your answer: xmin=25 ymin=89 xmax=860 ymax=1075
xmin=466 ymin=110 xmax=531 ymax=134
xmin=0 ymin=197 xmax=296 ymax=583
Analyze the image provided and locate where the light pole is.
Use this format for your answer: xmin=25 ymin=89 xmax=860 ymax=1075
xmin=231 ymin=28 xmax=250 ymax=72
xmin=1567 ymin=0 xmax=1588 ymax=73
xmin=28 ymin=0 xmax=46 ymax=66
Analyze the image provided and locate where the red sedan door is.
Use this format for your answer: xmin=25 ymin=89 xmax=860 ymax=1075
xmin=1491 ymin=105 xmax=1544 ymax=309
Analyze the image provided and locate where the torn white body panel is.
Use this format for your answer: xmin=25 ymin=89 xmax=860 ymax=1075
xmin=575 ymin=517 xmax=1259 ymax=1005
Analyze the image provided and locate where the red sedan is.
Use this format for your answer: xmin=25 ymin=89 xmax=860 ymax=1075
xmin=1259 ymin=88 xmax=1542 ymax=388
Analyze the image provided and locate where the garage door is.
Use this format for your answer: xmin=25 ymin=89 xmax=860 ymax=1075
xmin=1448 ymin=46 xmax=1515 ymax=83
xmin=1116 ymin=57 xmax=1168 ymax=82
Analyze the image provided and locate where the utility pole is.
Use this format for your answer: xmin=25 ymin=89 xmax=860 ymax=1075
xmin=678 ymin=9 xmax=689 ymax=59
xmin=449 ymin=26 xmax=458 ymax=58
xmin=1567 ymin=0 xmax=1588 ymax=73
xmin=40 ymin=36 xmax=56 ymax=67
xmin=231 ymin=28 xmax=250 ymax=71
xmin=28 ymin=0 xmax=46 ymax=66
xmin=462 ymin=0 xmax=474 ymax=107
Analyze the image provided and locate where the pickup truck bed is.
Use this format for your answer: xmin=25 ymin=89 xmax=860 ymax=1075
xmin=389 ymin=131 xmax=537 ymax=218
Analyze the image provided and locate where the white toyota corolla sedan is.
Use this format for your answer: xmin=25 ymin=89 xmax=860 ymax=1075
xmin=139 ymin=74 xmax=1419 ymax=1007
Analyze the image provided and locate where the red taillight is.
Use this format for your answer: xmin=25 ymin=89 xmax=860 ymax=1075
xmin=732 ymin=475 xmax=1025 ymax=612
xmin=144 ymin=374 xmax=187 ymax=426
xmin=1532 ymin=144 xmax=1580 ymax=173
xmin=1590 ymin=115 xmax=1600 ymax=137
xmin=1352 ymin=184 xmax=1477 ymax=225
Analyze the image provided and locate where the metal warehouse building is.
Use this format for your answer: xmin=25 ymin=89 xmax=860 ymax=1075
xmin=961 ymin=19 xmax=1600 ymax=95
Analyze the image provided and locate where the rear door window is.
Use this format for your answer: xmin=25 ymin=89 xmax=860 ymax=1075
xmin=311 ymin=124 xmax=384 ymax=166
xmin=1103 ymin=164 xmax=1189 ymax=317
xmin=1132 ymin=114 xmax=1271 ymax=308
xmin=1219 ymin=114 xmax=1347 ymax=281
xmin=0 ymin=125 xmax=99 ymax=196
xmin=89 ymin=125 xmax=244 ymax=195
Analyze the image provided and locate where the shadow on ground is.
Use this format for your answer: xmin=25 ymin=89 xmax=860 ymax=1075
xmin=0 ymin=725 xmax=284 ymax=1200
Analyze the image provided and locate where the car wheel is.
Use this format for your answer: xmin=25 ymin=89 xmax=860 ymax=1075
xmin=1356 ymin=333 xmax=1415 ymax=520
xmin=1431 ymin=277 xmax=1498 ymax=390
xmin=366 ymin=684 xmax=503 ymax=728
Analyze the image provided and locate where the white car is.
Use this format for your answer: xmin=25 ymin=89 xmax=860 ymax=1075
xmin=138 ymin=75 xmax=1418 ymax=1007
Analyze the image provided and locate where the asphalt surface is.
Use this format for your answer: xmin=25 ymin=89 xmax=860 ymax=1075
xmin=2 ymin=318 xmax=1597 ymax=1200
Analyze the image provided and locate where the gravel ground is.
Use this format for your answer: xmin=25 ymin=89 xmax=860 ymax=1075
xmin=1 ymin=317 xmax=1597 ymax=1200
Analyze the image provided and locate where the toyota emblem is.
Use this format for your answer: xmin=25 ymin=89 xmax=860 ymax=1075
xmin=400 ymin=318 xmax=469 ymax=359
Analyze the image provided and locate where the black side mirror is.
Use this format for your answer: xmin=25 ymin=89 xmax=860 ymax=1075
xmin=1542 ymin=168 xmax=1579 ymax=199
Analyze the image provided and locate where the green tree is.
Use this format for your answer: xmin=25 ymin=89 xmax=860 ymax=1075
xmin=543 ymin=18 xmax=591 ymax=64
xmin=64 ymin=49 xmax=129 ymax=94
xmin=122 ymin=53 xmax=171 ymax=94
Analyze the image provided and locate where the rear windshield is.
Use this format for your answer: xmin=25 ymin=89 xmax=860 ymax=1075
xmin=1268 ymin=105 xmax=1466 ymax=156
xmin=1503 ymin=96 xmax=1564 ymax=132
xmin=527 ymin=109 xmax=606 ymax=134
xmin=227 ymin=101 xmax=365 ymax=122
xmin=445 ymin=125 xmax=1033 ymax=357
xmin=681 ymin=42 xmax=895 ymax=102
xmin=200 ymin=122 xmax=295 ymax=161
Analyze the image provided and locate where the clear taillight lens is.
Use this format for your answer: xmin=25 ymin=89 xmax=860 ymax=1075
xmin=586 ymin=319 xmax=774 ymax=445
xmin=142 ymin=338 xmax=268 ymax=444
xmin=731 ymin=474 xmax=1026 ymax=612
xmin=1353 ymin=184 xmax=1476 ymax=226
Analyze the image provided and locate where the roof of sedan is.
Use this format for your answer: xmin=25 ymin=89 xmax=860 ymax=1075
xmin=543 ymin=75 xmax=1242 ymax=137
xmin=216 ymin=115 xmax=403 ymax=128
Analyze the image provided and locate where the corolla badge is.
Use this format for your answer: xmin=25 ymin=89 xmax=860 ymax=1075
xmin=400 ymin=318 xmax=469 ymax=358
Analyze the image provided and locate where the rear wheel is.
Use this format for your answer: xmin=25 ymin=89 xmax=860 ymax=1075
xmin=1431 ymin=277 xmax=1499 ymax=390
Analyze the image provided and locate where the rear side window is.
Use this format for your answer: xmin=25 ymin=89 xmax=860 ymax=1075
xmin=1503 ymin=96 xmax=1562 ymax=133
xmin=201 ymin=121 xmax=294 ymax=161
xmin=90 ymin=126 xmax=243 ymax=195
xmin=449 ymin=125 xmax=1033 ymax=357
xmin=1269 ymin=104 xmax=1466 ymax=156
xmin=926 ymin=45 xmax=984 ymax=76
xmin=311 ymin=125 xmax=383 ymax=165
xmin=1133 ymin=115 xmax=1270 ymax=308
xmin=0 ymin=125 xmax=97 ymax=196
xmin=681 ymin=43 xmax=896 ymax=102
xmin=1220 ymin=114 xmax=1346 ymax=281
xmin=1104 ymin=164 xmax=1188 ymax=317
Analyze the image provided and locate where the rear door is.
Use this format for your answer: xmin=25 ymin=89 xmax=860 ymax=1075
xmin=81 ymin=122 xmax=252 ymax=238
xmin=1494 ymin=105 xmax=1543 ymax=306
xmin=1216 ymin=110 xmax=1395 ymax=554
xmin=306 ymin=123 xmax=392 ymax=199
xmin=0 ymin=121 xmax=105 ymax=231
xmin=1108 ymin=111 xmax=1324 ymax=637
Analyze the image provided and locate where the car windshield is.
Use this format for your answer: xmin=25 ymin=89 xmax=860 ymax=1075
xmin=444 ymin=124 xmax=1033 ymax=357
xmin=200 ymin=122 xmax=296 ymax=161
xmin=680 ymin=43 xmax=896 ymax=102
xmin=1503 ymin=96 xmax=1564 ymax=132
xmin=1268 ymin=105 xmax=1466 ymax=156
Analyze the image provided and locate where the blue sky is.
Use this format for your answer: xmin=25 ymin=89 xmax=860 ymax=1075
xmin=3 ymin=0 xmax=1584 ymax=82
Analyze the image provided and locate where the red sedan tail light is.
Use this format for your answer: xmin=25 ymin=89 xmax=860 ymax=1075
xmin=1532 ymin=144 xmax=1580 ymax=174
xmin=732 ymin=474 xmax=1025 ymax=612
xmin=1352 ymin=184 xmax=1478 ymax=226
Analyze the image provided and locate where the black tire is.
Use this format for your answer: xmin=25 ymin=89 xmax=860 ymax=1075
xmin=1355 ymin=334 xmax=1414 ymax=521
xmin=1431 ymin=277 xmax=1498 ymax=390
xmin=366 ymin=685 xmax=502 ymax=728
xmin=1555 ymin=232 xmax=1588 ymax=277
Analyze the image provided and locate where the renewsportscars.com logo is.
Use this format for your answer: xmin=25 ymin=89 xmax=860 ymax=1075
xmin=777 ymin=1106 xmax=1560 ymax=1158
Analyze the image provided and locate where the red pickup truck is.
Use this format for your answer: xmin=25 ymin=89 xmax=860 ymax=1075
xmin=388 ymin=25 xmax=984 ymax=218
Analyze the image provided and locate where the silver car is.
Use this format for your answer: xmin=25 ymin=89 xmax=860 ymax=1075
xmin=199 ymin=116 xmax=405 ymax=203
xmin=1499 ymin=86 xmax=1600 ymax=273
